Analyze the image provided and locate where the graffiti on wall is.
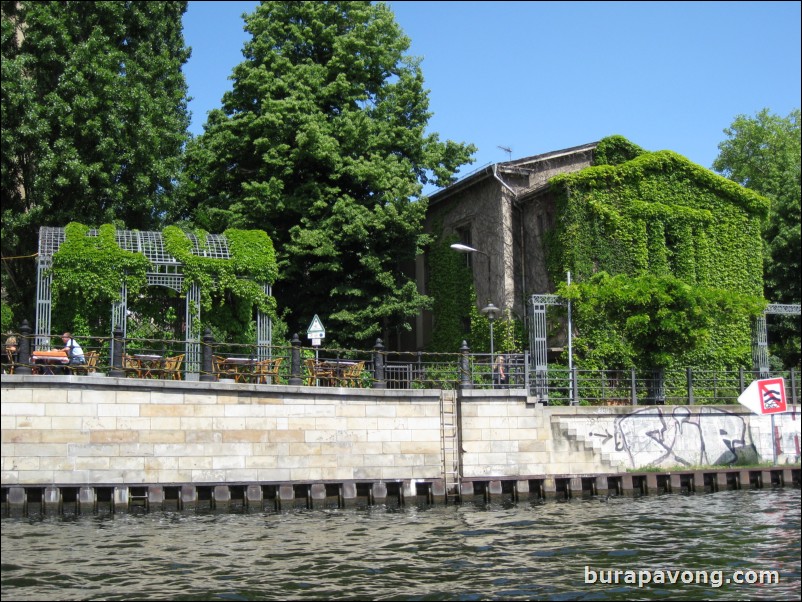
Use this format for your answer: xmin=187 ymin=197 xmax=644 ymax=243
xmin=609 ymin=407 xmax=754 ymax=468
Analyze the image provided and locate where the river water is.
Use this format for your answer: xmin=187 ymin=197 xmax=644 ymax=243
xmin=1 ymin=488 xmax=799 ymax=601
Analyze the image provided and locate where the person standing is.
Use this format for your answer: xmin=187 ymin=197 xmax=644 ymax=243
xmin=494 ymin=354 xmax=508 ymax=388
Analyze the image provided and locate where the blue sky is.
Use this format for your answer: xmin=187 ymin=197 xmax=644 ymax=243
xmin=182 ymin=1 xmax=801 ymax=183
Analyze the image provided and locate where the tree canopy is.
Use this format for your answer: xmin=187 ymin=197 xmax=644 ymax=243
xmin=178 ymin=1 xmax=475 ymax=347
xmin=1 ymin=0 xmax=191 ymax=321
xmin=713 ymin=108 xmax=801 ymax=367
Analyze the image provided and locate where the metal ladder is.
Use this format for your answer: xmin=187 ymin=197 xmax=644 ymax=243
xmin=440 ymin=389 xmax=460 ymax=500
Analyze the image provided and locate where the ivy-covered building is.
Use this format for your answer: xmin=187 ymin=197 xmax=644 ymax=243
xmin=417 ymin=136 xmax=769 ymax=373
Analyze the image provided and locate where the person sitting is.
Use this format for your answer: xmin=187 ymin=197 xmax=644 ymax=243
xmin=61 ymin=332 xmax=86 ymax=365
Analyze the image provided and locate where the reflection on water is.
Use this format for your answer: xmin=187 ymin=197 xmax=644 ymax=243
xmin=1 ymin=489 xmax=800 ymax=601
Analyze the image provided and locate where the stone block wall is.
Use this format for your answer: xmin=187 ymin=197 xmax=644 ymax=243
xmin=1 ymin=376 xmax=443 ymax=486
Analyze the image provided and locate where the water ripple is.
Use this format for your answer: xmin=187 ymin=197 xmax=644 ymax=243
xmin=1 ymin=489 xmax=799 ymax=601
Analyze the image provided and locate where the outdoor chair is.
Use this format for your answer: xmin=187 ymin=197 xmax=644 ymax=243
xmin=162 ymin=353 xmax=184 ymax=380
xmin=213 ymin=355 xmax=237 ymax=381
xmin=340 ymin=360 xmax=365 ymax=388
xmin=68 ymin=350 xmax=99 ymax=376
xmin=122 ymin=353 xmax=140 ymax=378
xmin=304 ymin=358 xmax=333 ymax=386
xmin=255 ymin=357 xmax=283 ymax=384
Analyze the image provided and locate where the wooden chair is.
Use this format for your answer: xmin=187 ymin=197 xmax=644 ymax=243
xmin=213 ymin=355 xmax=236 ymax=381
xmin=69 ymin=351 xmax=99 ymax=375
xmin=162 ymin=353 xmax=184 ymax=380
xmin=4 ymin=346 xmax=17 ymax=374
xmin=122 ymin=353 xmax=141 ymax=378
xmin=304 ymin=358 xmax=333 ymax=386
xmin=341 ymin=360 xmax=365 ymax=388
xmin=255 ymin=357 xmax=283 ymax=384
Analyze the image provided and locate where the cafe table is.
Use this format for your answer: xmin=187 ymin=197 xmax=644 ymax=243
xmin=222 ymin=357 xmax=259 ymax=383
xmin=31 ymin=350 xmax=69 ymax=375
xmin=131 ymin=354 xmax=164 ymax=379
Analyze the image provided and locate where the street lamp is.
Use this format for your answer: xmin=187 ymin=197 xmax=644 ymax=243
xmin=451 ymin=242 xmax=501 ymax=385
xmin=481 ymin=302 xmax=500 ymax=384
xmin=450 ymin=243 xmax=491 ymax=304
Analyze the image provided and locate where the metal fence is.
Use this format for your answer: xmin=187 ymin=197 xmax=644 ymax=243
xmin=3 ymin=330 xmax=799 ymax=406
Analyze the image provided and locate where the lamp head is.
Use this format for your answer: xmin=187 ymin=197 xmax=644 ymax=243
xmin=481 ymin=302 xmax=500 ymax=321
xmin=450 ymin=243 xmax=479 ymax=254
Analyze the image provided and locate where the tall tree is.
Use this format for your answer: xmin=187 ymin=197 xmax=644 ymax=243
xmin=179 ymin=1 xmax=475 ymax=347
xmin=713 ymin=108 xmax=801 ymax=367
xmin=1 ymin=1 xmax=190 ymax=321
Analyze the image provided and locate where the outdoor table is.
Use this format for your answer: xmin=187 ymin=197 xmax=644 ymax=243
xmin=31 ymin=350 xmax=69 ymax=375
xmin=131 ymin=354 xmax=164 ymax=379
xmin=222 ymin=357 xmax=258 ymax=383
xmin=318 ymin=359 xmax=358 ymax=387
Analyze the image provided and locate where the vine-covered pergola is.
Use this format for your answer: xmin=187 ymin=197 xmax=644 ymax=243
xmin=35 ymin=226 xmax=274 ymax=379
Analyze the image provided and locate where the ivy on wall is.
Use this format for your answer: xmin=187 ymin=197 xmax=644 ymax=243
xmin=547 ymin=137 xmax=770 ymax=370
xmin=426 ymin=233 xmax=473 ymax=352
xmin=50 ymin=223 xmax=277 ymax=340
xmin=427 ymin=232 xmax=525 ymax=353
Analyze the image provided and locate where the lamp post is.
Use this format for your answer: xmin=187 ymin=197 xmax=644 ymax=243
xmin=451 ymin=243 xmax=501 ymax=386
xmin=482 ymin=302 xmax=500 ymax=385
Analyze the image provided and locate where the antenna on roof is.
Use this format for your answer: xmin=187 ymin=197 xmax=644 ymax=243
xmin=497 ymin=145 xmax=512 ymax=161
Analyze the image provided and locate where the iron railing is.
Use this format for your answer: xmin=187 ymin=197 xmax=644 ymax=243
xmin=2 ymin=330 xmax=799 ymax=406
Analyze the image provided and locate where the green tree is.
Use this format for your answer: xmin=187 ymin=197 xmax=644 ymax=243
xmin=1 ymin=1 xmax=190 ymax=322
xmin=179 ymin=1 xmax=475 ymax=348
xmin=713 ymin=108 xmax=801 ymax=367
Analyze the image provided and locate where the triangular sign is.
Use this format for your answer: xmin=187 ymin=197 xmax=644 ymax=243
xmin=307 ymin=314 xmax=325 ymax=338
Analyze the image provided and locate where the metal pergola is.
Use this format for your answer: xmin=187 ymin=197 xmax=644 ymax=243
xmin=35 ymin=226 xmax=273 ymax=380
xmin=527 ymin=294 xmax=801 ymax=401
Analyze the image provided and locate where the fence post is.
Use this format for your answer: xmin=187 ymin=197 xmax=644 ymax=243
xmin=199 ymin=328 xmax=215 ymax=382
xmin=288 ymin=333 xmax=302 ymax=386
xmin=687 ymin=367 xmax=694 ymax=405
xmin=791 ymin=368 xmax=797 ymax=405
xmin=570 ymin=366 xmax=578 ymax=405
xmin=109 ymin=327 xmax=125 ymax=378
xmin=459 ymin=340 xmax=472 ymax=390
xmin=372 ymin=338 xmax=385 ymax=389
xmin=739 ymin=366 xmax=745 ymax=392
xmin=14 ymin=320 xmax=32 ymax=375
xmin=630 ymin=368 xmax=638 ymax=406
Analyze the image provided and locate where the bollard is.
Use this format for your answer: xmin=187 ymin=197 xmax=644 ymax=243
xmin=15 ymin=321 xmax=32 ymax=375
xmin=487 ymin=480 xmax=503 ymax=501
xmin=278 ymin=484 xmax=295 ymax=509
xmin=180 ymin=485 xmax=198 ymax=510
xmin=402 ymin=479 xmax=416 ymax=504
xmin=78 ymin=487 xmax=96 ymax=514
xmin=515 ymin=480 xmax=530 ymax=501
xmin=113 ymin=487 xmax=129 ymax=513
xmin=341 ymin=481 xmax=358 ymax=507
xmin=44 ymin=486 xmax=62 ymax=515
xmin=8 ymin=487 xmax=26 ymax=516
xmin=595 ymin=476 xmax=609 ymax=496
xmin=245 ymin=484 xmax=263 ymax=510
xmin=372 ymin=339 xmax=385 ymax=389
xmin=148 ymin=486 xmax=165 ymax=511
xmin=200 ymin=328 xmax=215 ymax=382
xmin=310 ymin=483 xmax=327 ymax=508
xmin=109 ymin=327 xmax=125 ymax=377
xmin=431 ymin=480 xmax=447 ymax=504
xmin=213 ymin=485 xmax=231 ymax=509
xmin=288 ymin=334 xmax=302 ymax=385
xmin=372 ymin=482 xmax=387 ymax=503
xmin=459 ymin=480 xmax=475 ymax=501
xmin=568 ymin=477 xmax=583 ymax=498
xmin=459 ymin=341 xmax=472 ymax=390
